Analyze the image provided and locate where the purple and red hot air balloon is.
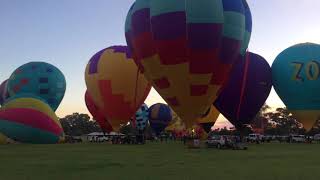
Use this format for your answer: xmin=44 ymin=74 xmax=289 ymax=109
xmin=85 ymin=46 xmax=151 ymax=131
xmin=214 ymin=52 xmax=272 ymax=129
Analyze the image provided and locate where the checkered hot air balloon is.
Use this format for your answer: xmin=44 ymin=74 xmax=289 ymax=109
xmin=0 ymin=94 xmax=65 ymax=144
xmin=215 ymin=52 xmax=272 ymax=129
xmin=125 ymin=0 xmax=252 ymax=128
xmin=135 ymin=103 xmax=149 ymax=131
xmin=149 ymin=103 xmax=172 ymax=135
xmin=85 ymin=90 xmax=113 ymax=133
xmin=7 ymin=62 xmax=66 ymax=111
xmin=85 ymin=46 xmax=151 ymax=131
xmin=0 ymin=79 xmax=10 ymax=106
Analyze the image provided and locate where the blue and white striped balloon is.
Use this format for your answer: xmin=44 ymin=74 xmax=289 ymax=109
xmin=135 ymin=104 xmax=149 ymax=131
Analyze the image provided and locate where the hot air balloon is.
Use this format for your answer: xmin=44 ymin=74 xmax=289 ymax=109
xmin=215 ymin=52 xmax=272 ymax=129
xmin=85 ymin=46 xmax=151 ymax=131
xmin=0 ymin=94 xmax=64 ymax=144
xmin=85 ymin=90 xmax=113 ymax=133
xmin=0 ymin=79 xmax=10 ymax=106
xmin=272 ymin=43 xmax=320 ymax=131
xmin=149 ymin=103 xmax=172 ymax=135
xmin=135 ymin=103 xmax=149 ymax=131
xmin=197 ymin=105 xmax=220 ymax=133
xmin=125 ymin=0 xmax=251 ymax=127
xmin=7 ymin=62 xmax=66 ymax=111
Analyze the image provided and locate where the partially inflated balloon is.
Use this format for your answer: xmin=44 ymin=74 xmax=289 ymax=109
xmin=7 ymin=62 xmax=66 ymax=111
xmin=85 ymin=91 xmax=113 ymax=133
xmin=135 ymin=103 xmax=149 ymax=131
xmin=272 ymin=43 xmax=320 ymax=130
xmin=85 ymin=46 xmax=151 ymax=131
xmin=197 ymin=105 xmax=220 ymax=133
xmin=0 ymin=133 xmax=8 ymax=144
xmin=126 ymin=0 xmax=251 ymax=127
xmin=165 ymin=117 xmax=185 ymax=132
xmin=0 ymin=79 xmax=10 ymax=106
xmin=149 ymin=103 xmax=172 ymax=135
xmin=215 ymin=52 xmax=272 ymax=129
xmin=0 ymin=94 xmax=64 ymax=144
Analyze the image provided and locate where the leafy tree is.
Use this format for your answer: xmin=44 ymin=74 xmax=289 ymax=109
xmin=59 ymin=113 xmax=102 ymax=136
xmin=264 ymin=108 xmax=305 ymax=135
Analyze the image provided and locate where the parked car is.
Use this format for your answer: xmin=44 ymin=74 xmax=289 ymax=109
xmin=65 ymin=135 xmax=82 ymax=143
xmin=264 ymin=135 xmax=275 ymax=142
xmin=290 ymin=135 xmax=305 ymax=143
xmin=314 ymin=134 xmax=320 ymax=141
xmin=247 ymin=134 xmax=262 ymax=143
xmin=205 ymin=135 xmax=226 ymax=149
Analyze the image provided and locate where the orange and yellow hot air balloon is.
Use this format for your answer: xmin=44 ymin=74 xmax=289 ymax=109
xmin=85 ymin=46 xmax=151 ymax=131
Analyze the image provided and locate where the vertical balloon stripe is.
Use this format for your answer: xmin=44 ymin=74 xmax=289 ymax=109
xmin=236 ymin=53 xmax=250 ymax=120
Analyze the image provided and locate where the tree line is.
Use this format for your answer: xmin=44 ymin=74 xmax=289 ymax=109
xmin=59 ymin=106 xmax=320 ymax=136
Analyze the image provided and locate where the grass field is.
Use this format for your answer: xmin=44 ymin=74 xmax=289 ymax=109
xmin=1 ymin=141 xmax=320 ymax=180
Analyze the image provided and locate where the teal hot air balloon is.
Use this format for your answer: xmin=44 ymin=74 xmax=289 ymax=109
xmin=272 ymin=43 xmax=320 ymax=131
xmin=7 ymin=62 xmax=66 ymax=111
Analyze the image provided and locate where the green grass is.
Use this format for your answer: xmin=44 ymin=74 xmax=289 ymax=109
xmin=0 ymin=142 xmax=320 ymax=180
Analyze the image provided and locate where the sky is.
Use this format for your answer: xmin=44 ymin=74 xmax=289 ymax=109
xmin=1 ymin=0 xmax=320 ymax=128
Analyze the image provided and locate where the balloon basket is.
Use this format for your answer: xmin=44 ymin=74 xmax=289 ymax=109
xmin=186 ymin=139 xmax=201 ymax=149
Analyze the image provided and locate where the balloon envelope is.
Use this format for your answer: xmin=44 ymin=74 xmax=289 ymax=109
xmin=197 ymin=105 xmax=220 ymax=133
xmin=215 ymin=52 xmax=272 ymax=129
xmin=272 ymin=43 xmax=320 ymax=130
xmin=7 ymin=62 xmax=66 ymax=111
xmin=0 ymin=80 xmax=10 ymax=106
xmin=149 ymin=103 xmax=172 ymax=135
xmin=135 ymin=103 xmax=149 ymax=131
xmin=0 ymin=94 xmax=64 ymax=144
xmin=126 ymin=0 xmax=251 ymax=127
xmin=85 ymin=91 xmax=113 ymax=133
xmin=85 ymin=46 xmax=151 ymax=131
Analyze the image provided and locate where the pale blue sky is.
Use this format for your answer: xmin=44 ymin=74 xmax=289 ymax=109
xmin=1 ymin=0 xmax=320 ymax=127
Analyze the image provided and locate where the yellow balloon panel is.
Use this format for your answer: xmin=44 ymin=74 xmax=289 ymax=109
xmin=290 ymin=110 xmax=320 ymax=131
xmin=0 ymin=133 xmax=8 ymax=144
xmin=141 ymin=55 xmax=220 ymax=128
xmin=197 ymin=105 xmax=220 ymax=124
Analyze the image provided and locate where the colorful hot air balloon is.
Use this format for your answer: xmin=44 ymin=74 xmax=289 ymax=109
xmin=135 ymin=103 xmax=149 ymax=131
xmin=85 ymin=90 xmax=113 ymax=133
xmin=149 ymin=103 xmax=172 ymax=135
xmin=0 ymin=94 xmax=64 ymax=144
xmin=272 ymin=43 xmax=320 ymax=131
xmin=197 ymin=105 xmax=220 ymax=133
xmin=215 ymin=52 xmax=272 ymax=129
xmin=85 ymin=46 xmax=151 ymax=131
xmin=7 ymin=62 xmax=66 ymax=111
xmin=125 ymin=0 xmax=251 ymax=127
xmin=0 ymin=79 xmax=10 ymax=106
